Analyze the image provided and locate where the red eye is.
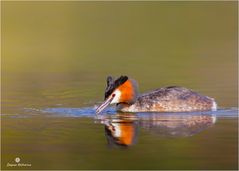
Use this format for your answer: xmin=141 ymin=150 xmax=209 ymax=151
xmin=112 ymin=94 xmax=115 ymax=97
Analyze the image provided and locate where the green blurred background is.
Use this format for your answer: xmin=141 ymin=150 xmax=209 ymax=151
xmin=2 ymin=1 xmax=237 ymax=111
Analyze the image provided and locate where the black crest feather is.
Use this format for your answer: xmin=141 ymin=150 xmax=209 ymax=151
xmin=104 ymin=75 xmax=128 ymax=99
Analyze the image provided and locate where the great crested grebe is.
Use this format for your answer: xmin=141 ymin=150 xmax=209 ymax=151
xmin=96 ymin=76 xmax=217 ymax=114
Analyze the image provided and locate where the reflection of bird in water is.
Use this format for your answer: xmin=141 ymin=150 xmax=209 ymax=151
xmin=96 ymin=76 xmax=217 ymax=114
xmin=96 ymin=113 xmax=216 ymax=147
xmin=100 ymin=115 xmax=138 ymax=147
xmin=139 ymin=114 xmax=216 ymax=137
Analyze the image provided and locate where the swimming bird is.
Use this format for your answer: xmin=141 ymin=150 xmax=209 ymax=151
xmin=96 ymin=76 xmax=217 ymax=114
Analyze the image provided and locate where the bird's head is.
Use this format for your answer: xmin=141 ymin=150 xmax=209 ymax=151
xmin=96 ymin=75 xmax=138 ymax=114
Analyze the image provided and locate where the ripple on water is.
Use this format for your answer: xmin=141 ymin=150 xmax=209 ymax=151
xmin=38 ymin=107 xmax=238 ymax=119
xmin=2 ymin=107 xmax=237 ymax=119
xmin=41 ymin=107 xmax=115 ymax=117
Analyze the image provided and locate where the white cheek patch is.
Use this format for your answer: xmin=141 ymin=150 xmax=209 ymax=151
xmin=110 ymin=89 xmax=121 ymax=104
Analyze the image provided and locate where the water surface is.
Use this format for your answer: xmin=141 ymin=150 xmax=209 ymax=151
xmin=2 ymin=107 xmax=238 ymax=170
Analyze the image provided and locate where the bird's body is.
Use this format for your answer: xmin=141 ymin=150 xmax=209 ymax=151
xmin=96 ymin=76 xmax=217 ymax=114
xmin=117 ymin=86 xmax=217 ymax=112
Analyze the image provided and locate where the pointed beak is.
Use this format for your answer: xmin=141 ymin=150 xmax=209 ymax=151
xmin=96 ymin=96 xmax=114 ymax=114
